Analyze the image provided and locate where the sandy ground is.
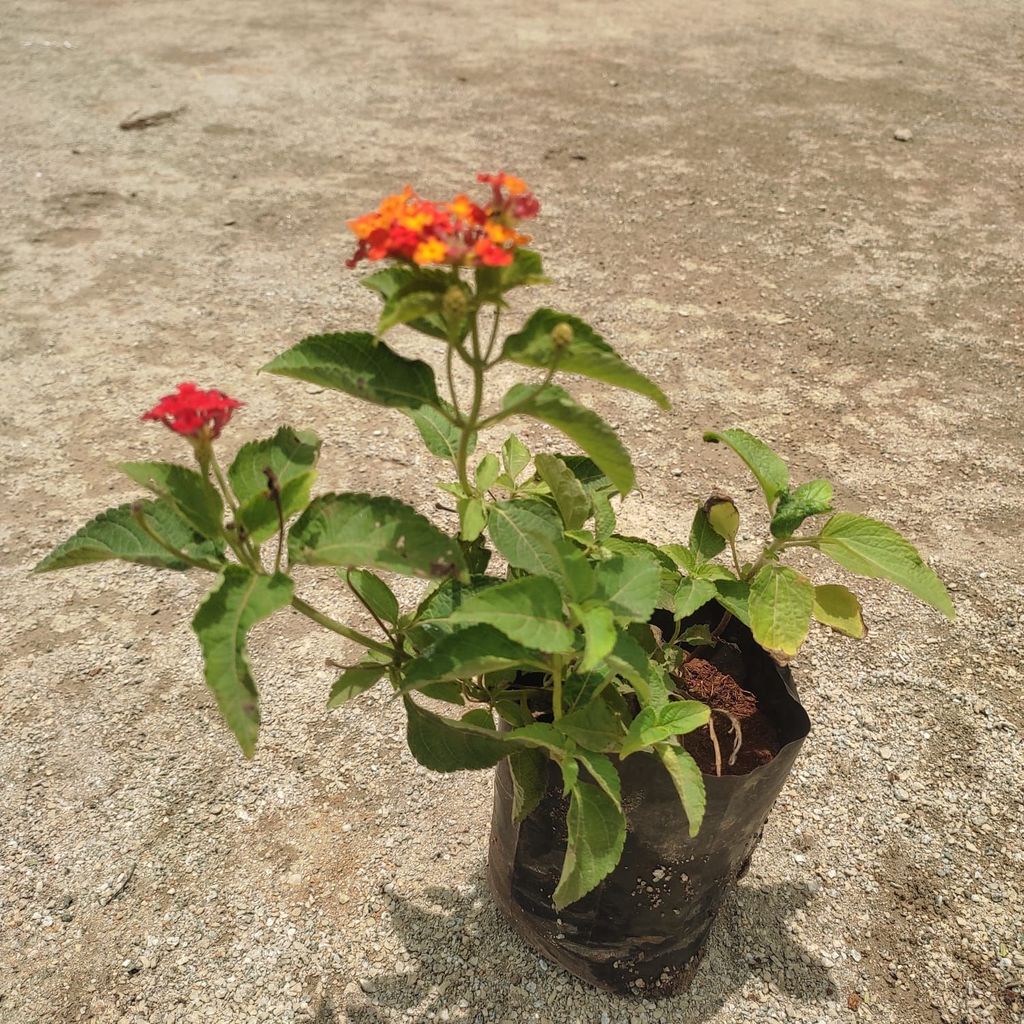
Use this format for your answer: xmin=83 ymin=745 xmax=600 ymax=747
xmin=2 ymin=0 xmax=1023 ymax=1022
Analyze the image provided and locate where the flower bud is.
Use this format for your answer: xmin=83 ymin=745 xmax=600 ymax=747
xmin=442 ymin=285 xmax=468 ymax=326
xmin=551 ymin=322 xmax=574 ymax=348
xmin=703 ymin=493 xmax=740 ymax=542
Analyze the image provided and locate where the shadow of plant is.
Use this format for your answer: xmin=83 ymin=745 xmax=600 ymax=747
xmin=341 ymin=861 xmax=836 ymax=1023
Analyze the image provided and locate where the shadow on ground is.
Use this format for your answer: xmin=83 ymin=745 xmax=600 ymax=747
xmin=328 ymin=863 xmax=836 ymax=1022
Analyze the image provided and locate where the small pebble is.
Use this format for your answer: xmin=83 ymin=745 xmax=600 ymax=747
xmin=893 ymin=127 xmax=913 ymax=142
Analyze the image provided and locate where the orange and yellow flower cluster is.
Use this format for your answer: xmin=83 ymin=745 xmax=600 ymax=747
xmin=345 ymin=172 xmax=540 ymax=270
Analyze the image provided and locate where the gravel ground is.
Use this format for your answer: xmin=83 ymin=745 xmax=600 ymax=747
xmin=2 ymin=1 xmax=1022 ymax=1022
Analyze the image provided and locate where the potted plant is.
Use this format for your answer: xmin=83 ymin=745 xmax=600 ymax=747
xmin=36 ymin=172 xmax=954 ymax=996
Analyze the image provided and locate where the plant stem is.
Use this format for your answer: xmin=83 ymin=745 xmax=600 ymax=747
xmin=551 ymin=657 xmax=564 ymax=721
xmin=290 ymin=596 xmax=393 ymax=657
xmin=475 ymin=357 xmax=561 ymax=431
xmin=455 ymin=312 xmax=486 ymax=494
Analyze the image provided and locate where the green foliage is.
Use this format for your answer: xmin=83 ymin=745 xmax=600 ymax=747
xmin=360 ymin=265 xmax=450 ymax=340
xmin=191 ymin=566 xmax=294 ymax=756
xmin=689 ymin=506 xmax=727 ymax=563
xmin=509 ymin=748 xmax=548 ymax=822
xmin=119 ymin=461 xmax=224 ymax=539
xmin=406 ymin=403 xmax=475 ymax=463
xmin=771 ymin=480 xmax=833 ymax=539
xmin=262 ymin=332 xmax=440 ymax=410
xmin=815 ymin=513 xmax=954 ymax=618
xmin=501 ymin=384 xmax=635 ymax=495
xmin=328 ymin=662 xmax=388 ymax=707
xmin=592 ymin=553 xmax=660 ymax=623
xmin=552 ymin=781 xmax=626 ymax=911
xmin=812 ymin=584 xmax=865 ymax=639
xmin=34 ymin=500 xmax=224 ymax=573
xmin=346 ymin=569 xmax=400 ymax=625
xmin=620 ymin=701 xmax=710 ymax=758
xmin=703 ymin=429 xmax=790 ymax=507
xmin=655 ymin=743 xmax=706 ymax=837
xmin=404 ymin=699 xmax=510 ymax=772
xmin=289 ymin=493 xmax=468 ymax=581
xmin=534 ymin=453 xmax=591 ymax=530
xmin=228 ymin=427 xmax=321 ymax=543
xmin=748 ymin=565 xmax=815 ymax=656
xmin=502 ymin=309 xmax=669 ymax=409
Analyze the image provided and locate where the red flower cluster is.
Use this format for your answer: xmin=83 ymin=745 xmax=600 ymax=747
xmin=142 ymin=383 xmax=242 ymax=439
xmin=345 ymin=172 xmax=540 ymax=270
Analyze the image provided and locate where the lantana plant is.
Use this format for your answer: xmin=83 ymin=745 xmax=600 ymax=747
xmin=37 ymin=172 xmax=953 ymax=910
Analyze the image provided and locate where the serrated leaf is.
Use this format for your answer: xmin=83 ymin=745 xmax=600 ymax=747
xmin=400 ymin=624 xmax=548 ymax=692
xmin=475 ymin=453 xmax=501 ymax=492
xmin=552 ymin=782 xmax=627 ymax=910
xmin=406 ymin=403 xmax=476 ymax=463
xmin=228 ymin=427 xmax=322 ymax=543
xmin=704 ymin=428 xmax=790 ymax=507
xmin=509 ymin=748 xmax=548 ymax=822
xmin=605 ymin=634 xmax=671 ymax=710
xmin=593 ymin=553 xmax=661 ymax=623
xmin=771 ymin=479 xmax=834 ymax=539
xmin=495 ymin=249 xmax=550 ymax=292
xmin=502 ymin=309 xmax=669 ymax=409
xmin=404 ymin=698 xmax=511 ymax=772
xmin=555 ymin=701 xmax=626 ymax=753
xmin=345 ymin=568 xmax=400 ymax=625
xmin=689 ymin=506 xmax=726 ymax=563
xmin=674 ymin=577 xmax=718 ymax=620
xmin=327 ymin=662 xmax=388 ymax=708
xmin=458 ymin=497 xmax=487 ymax=542
xmin=534 ymin=453 xmax=591 ymax=530
xmin=488 ymin=500 xmax=595 ymax=602
xmin=445 ymin=576 xmax=574 ymax=653
xmin=501 ymin=434 xmax=532 ymax=481
xmin=501 ymin=383 xmax=634 ymax=496
xmin=118 ymin=461 xmax=224 ymax=539
xmin=262 ymin=332 xmax=440 ymax=409
xmin=190 ymin=567 xmax=293 ymax=757
xmin=620 ymin=701 xmax=710 ymax=758
xmin=360 ymin=266 xmax=449 ymax=339
xmin=812 ymin=584 xmax=865 ymax=639
xmin=378 ymin=289 xmax=443 ymax=335
xmin=34 ymin=500 xmax=224 ymax=573
xmin=655 ymin=743 xmax=706 ymax=837
xmin=575 ymin=603 xmax=617 ymax=672
xmin=591 ymin=489 xmax=616 ymax=541
xmin=815 ymin=513 xmax=954 ymax=618
xmin=289 ymin=493 xmax=467 ymax=581
xmin=713 ymin=578 xmax=752 ymax=627
xmin=748 ymin=564 xmax=814 ymax=655
xmin=575 ymin=751 xmax=622 ymax=810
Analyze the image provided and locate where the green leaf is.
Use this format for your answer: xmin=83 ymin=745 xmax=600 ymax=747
xmin=575 ymin=603 xmax=617 ymax=672
xmin=771 ymin=480 xmax=834 ymax=539
xmin=703 ymin=429 xmax=790 ymax=507
xmin=262 ymin=332 xmax=440 ymax=410
xmin=289 ymin=493 xmax=467 ymax=581
xmin=458 ymin=497 xmax=487 ymax=543
xmin=604 ymin=634 xmax=672 ymax=710
xmin=190 ymin=567 xmax=294 ymax=757
xmin=360 ymin=266 xmax=449 ymax=339
xmin=446 ymin=576 xmax=574 ymax=653
xmin=748 ymin=564 xmax=815 ymax=655
xmin=460 ymin=535 xmax=491 ymax=577
xmin=591 ymin=489 xmax=616 ymax=541
xmin=501 ymin=434 xmax=532 ymax=481
xmin=509 ymin=748 xmax=548 ymax=822
xmin=327 ymin=662 xmax=388 ymax=708
xmin=555 ymin=701 xmax=626 ymax=753
xmin=502 ymin=309 xmax=669 ymax=408
xmin=378 ymin=289 xmax=443 ymax=335
xmin=674 ymin=577 xmax=718 ymax=620
xmin=228 ymin=427 xmax=322 ymax=543
xmin=487 ymin=501 xmax=596 ymax=602
xmin=475 ymin=453 xmax=501 ymax=492
xmin=552 ymin=782 xmax=627 ymax=910
xmin=345 ymin=569 xmax=400 ymax=625
xmin=655 ymin=743 xmax=706 ymax=837
xmin=713 ymin=579 xmax=752 ymax=627
xmin=34 ymin=500 xmax=224 ymax=573
xmin=534 ymin=453 xmax=591 ymax=530
xmin=497 ymin=249 xmax=550 ymax=292
xmin=501 ymin=384 xmax=634 ymax=496
xmin=406 ymin=403 xmax=476 ymax=463
xmin=689 ymin=506 xmax=726 ymax=563
xmin=812 ymin=584 xmax=866 ymax=639
xmin=575 ymin=751 xmax=622 ymax=810
xmin=404 ymin=698 xmax=511 ymax=772
xmin=118 ymin=461 xmax=224 ymax=539
xmin=620 ymin=701 xmax=710 ymax=758
xmin=400 ymin=624 xmax=548 ymax=692
xmin=815 ymin=513 xmax=954 ymax=618
xmin=593 ymin=553 xmax=661 ymax=623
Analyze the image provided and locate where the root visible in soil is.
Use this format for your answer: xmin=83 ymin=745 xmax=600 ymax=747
xmin=677 ymin=657 xmax=781 ymax=776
